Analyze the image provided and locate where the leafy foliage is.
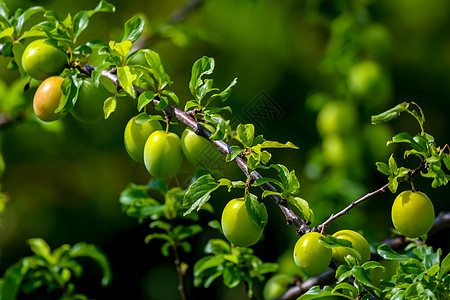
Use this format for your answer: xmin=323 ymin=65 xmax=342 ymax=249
xmin=193 ymin=237 xmax=277 ymax=298
xmin=0 ymin=238 xmax=111 ymax=300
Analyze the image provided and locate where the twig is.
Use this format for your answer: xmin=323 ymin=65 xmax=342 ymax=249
xmin=172 ymin=242 xmax=188 ymax=300
xmin=276 ymin=212 xmax=450 ymax=300
xmin=78 ymin=63 xmax=310 ymax=235
xmin=317 ymin=183 xmax=390 ymax=232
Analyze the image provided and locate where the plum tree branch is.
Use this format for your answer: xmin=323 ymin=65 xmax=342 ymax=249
xmin=316 ymin=183 xmax=390 ymax=232
xmin=78 ymin=63 xmax=310 ymax=235
xmin=277 ymin=211 xmax=450 ymax=300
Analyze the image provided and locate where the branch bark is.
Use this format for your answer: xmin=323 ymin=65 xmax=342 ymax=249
xmin=78 ymin=63 xmax=310 ymax=234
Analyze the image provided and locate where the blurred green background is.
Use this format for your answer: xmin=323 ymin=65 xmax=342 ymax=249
xmin=0 ymin=0 xmax=449 ymax=299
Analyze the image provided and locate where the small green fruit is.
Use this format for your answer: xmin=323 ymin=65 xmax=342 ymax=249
xmin=331 ymin=230 xmax=370 ymax=265
xmin=143 ymin=130 xmax=183 ymax=179
xmin=71 ymin=77 xmax=108 ymax=122
xmin=22 ymin=39 xmax=67 ymax=80
xmin=124 ymin=116 xmax=163 ymax=163
xmin=263 ymin=274 xmax=294 ymax=300
xmin=221 ymin=198 xmax=266 ymax=247
xmin=391 ymin=191 xmax=434 ymax=238
xmin=293 ymin=232 xmax=332 ymax=276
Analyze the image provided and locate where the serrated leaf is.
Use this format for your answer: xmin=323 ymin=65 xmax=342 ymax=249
xmin=183 ymin=174 xmax=220 ymax=215
xmin=245 ymin=193 xmax=268 ymax=231
xmin=122 ymin=15 xmax=145 ymax=42
xmin=103 ymin=96 xmax=117 ymax=119
xmin=371 ymin=102 xmax=409 ymax=124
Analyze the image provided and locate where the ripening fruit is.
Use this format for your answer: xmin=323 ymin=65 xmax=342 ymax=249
xmin=368 ymin=259 xmax=399 ymax=288
xmin=293 ymin=232 xmax=332 ymax=276
xmin=33 ymin=76 xmax=65 ymax=122
xmin=316 ymin=101 xmax=356 ymax=136
xmin=263 ymin=274 xmax=294 ymax=300
xmin=124 ymin=116 xmax=163 ymax=163
xmin=143 ymin=130 xmax=183 ymax=179
xmin=221 ymin=198 xmax=266 ymax=247
xmin=70 ymin=77 xmax=108 ymax=122
xmin=331 ymin=230 xmax=370 ymax=265
xmin=22 ymin=39 xmax=67 ymax=80
xmin=391 ymin=190 xmax=435 ymax=238
xmin=181 ymin=124 xmax=223 ymax=170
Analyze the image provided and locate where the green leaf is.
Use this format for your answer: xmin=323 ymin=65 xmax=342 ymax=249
xmin=103 ymin=96 xmax=117 ymax=119
xmin=371 ymin=102 xmax=409 ymax=124
xmin=260 ymin=140 xmax=299 ymax=149
xmin=377 ymin=244 xmax=409 ymax=260
xmin=376 ymin=162 xmax=391 ymax=176
xmin=245 ymin=193 xmax=268 ymax=230
xmin=160 ymin=89 xmax=179 ymax=105
xmin=236 ymin=123 xmax=255 ymax=148
xmin=351 ymin=266 xmax=376 ymax=289
xmin=69 ymin=243 xmax=112 ymax=286
xmin=57 ymin=73 xmax=81 ymax=114
xmin=117 ymin=65 xmax=137 ymax=97
xmin=189 ymin=56 xmax=215 ymax=100
xmin=440 ymin=252 xmax=450 ymax=279
xmin=1 ymin=261 xmax=29 ymax=300
xmin=90 ymin=0 xmax=116 ymax=16
xmin=210 ymin=77 xmax=238 ymax=103
xmin=122 ymin=15 xmax=145 ymax=42
xmin=73 ymin=11 xmax=89 ymax=41
xmin=223 ymin=266 xmax=241 ymax=288
xmin=137 ymin=91 xmax=156 ymax=111
xmin=0 ymin=26 xmax=14 ymax=41
xmin=204 ymin=239 xmax=231 ymax=255
xmin=142 ymin=49 xmax=171 ymax=89
xmin=14 ymin=6 xmax=44 ymax=35
xmin=387 ymin=132 xmax=426 ymax=152
xmin=28 ymin=238 xmax=53 ymax=263
xmin=288 ymin=196 xmax=313 ymax=223
xmin=183 ymin=174 xmax=220 ymax=215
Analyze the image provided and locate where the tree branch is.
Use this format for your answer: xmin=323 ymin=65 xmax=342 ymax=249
xmin=78 ymin=63 xmax=310 ymax=234
xmin=316 ymin=183 xmax=390 ymax=232
xmin=276 ymin=211 xmax=450 ymax=300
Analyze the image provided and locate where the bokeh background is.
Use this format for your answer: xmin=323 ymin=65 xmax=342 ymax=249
xmin=0 ymin=0 xmax=449 ymax=299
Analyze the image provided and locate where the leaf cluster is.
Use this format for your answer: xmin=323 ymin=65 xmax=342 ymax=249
xmin=372 ymin=102 xmax=450 ymax=191
xmin=0 ymin=238 xmax=112 ymax=300
xmin=193 ymin=237 xmax=277 ymax=298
